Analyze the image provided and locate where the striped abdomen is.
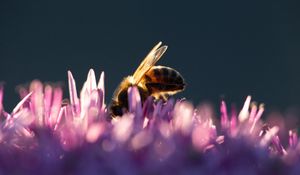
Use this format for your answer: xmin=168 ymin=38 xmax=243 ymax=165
xmin=143 ymin=66 xmax=185 ymax=98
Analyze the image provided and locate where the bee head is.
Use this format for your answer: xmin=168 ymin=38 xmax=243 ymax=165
xmin=110 ymin=89 xmax=129 ymax=117
xmin=110 ymin=104 xmax=124 ymax=117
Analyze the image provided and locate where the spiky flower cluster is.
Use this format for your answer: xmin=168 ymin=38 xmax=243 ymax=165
xmin=0 ymin=69 xmax=300 ymax=175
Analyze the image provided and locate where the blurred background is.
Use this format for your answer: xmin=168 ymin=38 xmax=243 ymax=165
xmin=0 ymin=0 xmax=299 ymax=114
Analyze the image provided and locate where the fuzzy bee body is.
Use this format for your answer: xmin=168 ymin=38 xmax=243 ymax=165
xmin=110 ymin=42 xmax=185 ymax=117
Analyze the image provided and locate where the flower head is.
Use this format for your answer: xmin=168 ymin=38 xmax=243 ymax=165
xmin=0 ymin=69 xmax=299 ymax=174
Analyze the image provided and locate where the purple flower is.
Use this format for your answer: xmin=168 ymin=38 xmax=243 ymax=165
xmin=0 ymin=69 xmax=299 ymax=174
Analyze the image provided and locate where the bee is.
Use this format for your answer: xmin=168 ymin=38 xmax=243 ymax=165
xmin=110 ymin=42 xmax=185 ymax=117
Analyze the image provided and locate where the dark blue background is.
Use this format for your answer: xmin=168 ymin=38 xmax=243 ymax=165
xmin=0 ymin=0 xmax=299 ymax=112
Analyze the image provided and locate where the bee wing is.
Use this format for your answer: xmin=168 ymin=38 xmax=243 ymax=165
xmin=132 ymin=42 xmax=168 ymax=84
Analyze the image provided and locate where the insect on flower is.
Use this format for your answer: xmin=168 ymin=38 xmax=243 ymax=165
xmin=110 ymin=42 xmax=186 ymax=117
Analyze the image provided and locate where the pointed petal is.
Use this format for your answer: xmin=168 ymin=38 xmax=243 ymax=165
xmin=160 ymin=98 xmax=175 ymax=120
xmin=13 ymin=108 xmax=34 ymax=126
xmin=142 ymin=96 xmax=154 ymax=119
xmin=153 ymin=100 xmax=162 ymax=119
xmin=68 ymin=71 xmax=80 ymax=113
xmin=87 ymin=89 xmax=101 ymax=123
xmin=12 ymin=92 xmax=33 ymax=115
xmin=97 ymin=71 xmax=105 ymax=108
xmin=54 ymin=106 xmax=65 ymax=130
xmin=220 ymin=100 xmax=228 ymax=129
xmin=289 ymin=130 xmax=294 ymax=148
xmin=239 ymin=95 xmax=251 ymax=122
xmin=147 ymin=100 xmax=162 ymax=129
xmin=230 ymin=105 xmax=237 ymax=135
xmin=272 ymin=135 xmax=286 ymax=155
xmin=86 ymin=69 xmax=97 ymax=93
xmin=30 ymin=80 xmax=44 ymax=126
xmin=80 ymin=82 xmax=90 ymax=119
xmin=49 ymin=88 xmax=62 ymax=128
xmin=248 ymin=102 xmax=257 ymax=123
xmin=98 ymin=89 xmax=104 ymax=112
xmin=249 ymin=104 xmax=264 ymax=133
xmin=289 ymin=130 xmax=298 ymax=149
xmin=44 ymin=85 xmax=53 ymax=123
xmin=254 ymin=104 xmax=264 ymax=121
xmin=128 ymin=86 xmax=142 ymax=117
xmin=260 ymin=126 xmax=279 ymax=146
xmin=293 ymin=132 xmax=298 ymax=148
xmin=89 ymin=89 xmax=100 ymax=107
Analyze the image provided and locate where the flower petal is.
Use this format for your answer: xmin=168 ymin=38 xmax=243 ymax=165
xmin=68 ymin=70 xmax=80 ymax=114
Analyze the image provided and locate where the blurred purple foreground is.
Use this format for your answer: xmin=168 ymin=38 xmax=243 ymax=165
xmin=0 ymin=69 xmax=299 ymax=175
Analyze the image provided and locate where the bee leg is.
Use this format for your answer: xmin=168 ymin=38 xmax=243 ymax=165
xmin=160 ymin=94 xmax=169 ymax=102
xmin=152 ymin=93 xmax=169 ymax=102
